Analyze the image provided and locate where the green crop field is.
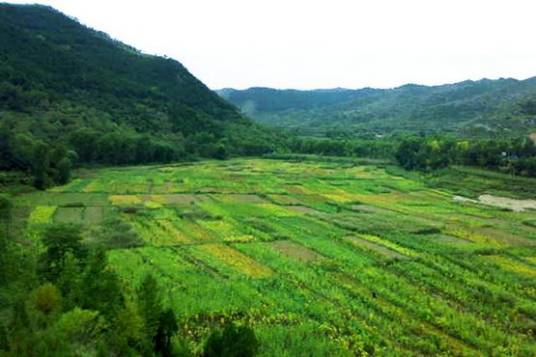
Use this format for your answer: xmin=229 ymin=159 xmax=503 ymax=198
xmin=14 ymin=158 xmax=536 ymax=356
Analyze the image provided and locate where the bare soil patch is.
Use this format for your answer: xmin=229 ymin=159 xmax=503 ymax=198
xmin=270 ymin=240 xmax=324 ymax=263
xmin=478 ymin=194 xmax=536 ymax=212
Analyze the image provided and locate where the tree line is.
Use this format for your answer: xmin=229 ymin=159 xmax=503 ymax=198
xmin=394 ymin=135 xmax=536 ymax=176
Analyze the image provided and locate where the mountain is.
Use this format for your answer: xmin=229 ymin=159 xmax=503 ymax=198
xmin=0 ymin=3 xmax=278 ymax=169
xmin=218 ymin=78 xmax=536 ymax=138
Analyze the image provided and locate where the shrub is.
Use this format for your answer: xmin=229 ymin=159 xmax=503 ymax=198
xmin=202 ymin=322 xmax=259 ymax=357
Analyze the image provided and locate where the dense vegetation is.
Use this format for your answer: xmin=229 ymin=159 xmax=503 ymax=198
xmin=2 ymin=159 xmax=536 ymax=356
xmin=0 ymin=4 xmax=283 ymax=188
xmin=2 ymin=4 xmax=536 ymax=355
xmin=284 ymin=134 xmax=536 ymax=178
xmin=218 ymin=80 xmax=536 ymax=137
xmin=394 ymin=135 xmax=536 ymax=175
xmin=0 ymin=191 xmax=258 ymax=356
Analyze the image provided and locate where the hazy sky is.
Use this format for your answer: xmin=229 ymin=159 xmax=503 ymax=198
xmin=6 ymin=0 xmax=536 ymax=89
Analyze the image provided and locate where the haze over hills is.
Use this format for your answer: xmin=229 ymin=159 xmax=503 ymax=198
xmin=218 ymin=78 xmax=536 ymax=137
xmin=0 ymin=3 xmax=277 ymax=167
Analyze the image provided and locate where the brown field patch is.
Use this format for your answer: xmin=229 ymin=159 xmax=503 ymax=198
xmin=270 ymin=240 xmax=324 ymax=263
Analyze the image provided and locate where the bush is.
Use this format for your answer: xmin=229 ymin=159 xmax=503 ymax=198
xmin=202 ymin=322 xmax=259 ymax=357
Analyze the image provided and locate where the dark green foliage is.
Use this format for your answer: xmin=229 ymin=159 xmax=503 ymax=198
xmin=55 ymin=157 xmax=72 ymax=184
xmin=219 ymin=78 xmax=536 ymax=137
xmin=136 ymin=274 xmax=185 ymax=356
xmin=218 ymin=87 xmax=362 ymax=113
xmin=202 ymin=322 xmax=259 ymax=357
xmin=395 ymin=135 xmax=536 ymax=176
xmin=0 ymin=3 xmax=284 ymax=179
xmin=516 ymin=156 xmax=536 ymax=176
xmin=519 ymin=97 xmax=536 ymax=115
xmin=40 ymin=224 xmax=84 ymax=281
xmin=31 ymin=141 xmax=50 ymax=189
xmin=155 ymin=309 xmax=179 ymax=357
xmin=395 ymin=136 xmax=455 ymax=171
xmin=1 ymin=213 xmax=202 ymax=356
xmin=138 ymin=274 xmax=163 ymax=341
xmin=214 ymin=143 xmax=230 ymax=160
xmin=287 ymin=136 xmax=394 ymax=158
xmin=0 ymin=194 xmax=12 ymax=222
xmin=95 ymin=217 xmax=144 ymax=249
xmin=74 ymin=250 xmax=123 ymax=318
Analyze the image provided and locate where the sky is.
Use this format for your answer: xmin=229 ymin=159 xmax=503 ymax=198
xmin=6 ymin=0 xmax=536 ymax=90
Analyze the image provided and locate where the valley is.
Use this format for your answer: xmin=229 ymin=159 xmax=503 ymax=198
xmin=14 ymin=158 xmax=536 ymax=355
xmin=1 ymin=3 xmax=536 ymax=356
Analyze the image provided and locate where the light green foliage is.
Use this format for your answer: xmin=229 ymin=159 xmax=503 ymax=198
xmin=51 ymin=308 xmax=104 ymax=342
xmin=11 ymin=158 xmax=536 ymax=355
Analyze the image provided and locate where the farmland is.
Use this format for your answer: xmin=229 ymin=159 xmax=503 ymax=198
xmin=13 ymin=158 xmax=536 ymax=356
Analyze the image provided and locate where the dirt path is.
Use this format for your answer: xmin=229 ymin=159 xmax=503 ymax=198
xmin=454 ymin=194 xmax=536 ymax=212
xmin=478 ymin=194 xmax=536 ymax=212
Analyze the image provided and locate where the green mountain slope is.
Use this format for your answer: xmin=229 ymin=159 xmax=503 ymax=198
xmin=0 ymin=3 xmax=277 ymax=169
xmin=218 ymin=78 xmax=536 ymax=137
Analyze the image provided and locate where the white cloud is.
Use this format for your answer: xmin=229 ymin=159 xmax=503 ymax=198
xmin=5 ymin=0 xmax=536 ymax=89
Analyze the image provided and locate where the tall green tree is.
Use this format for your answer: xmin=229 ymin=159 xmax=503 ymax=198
xmin=40 ymin=224 xmax=84 ymax=281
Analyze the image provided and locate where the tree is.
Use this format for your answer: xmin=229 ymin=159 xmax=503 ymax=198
xmin=112 ymin=299 xmax=146 ymax=355
xmin=10 ymin=133 xmax=35 ymax=170
xmin=52 ymin=307 xmax=106 ymax=346
xmin=56 ymin=157 xmax=72 ymax=184
xmin=214 ymin=143 xmax=229 ymax=160
xmin=76 ymin=249 xmax=123 ymax=319
xmin=31 ymin=141 xmax=50 ymax=189
xmin=40 ymin=224 xmax=84 ymax=281
xmin=137 ymin=274 xmax=162 ymax=341
xmin=154 ymin=309 xmax=179 ymax=357
xmin=202 ymin=322 xmax=259 ymax=357
xmin=56 ymin=252 xmax=81 ymax=309
xmin=31 ymin=283 xmax=62 ymax=316
xmin=7 ymin=300 xmax=33 ymax=355
xmin=68 ymin=128 xmax=98 ymax=162
xmin=395 ymin=137 xmax=424 ymax=170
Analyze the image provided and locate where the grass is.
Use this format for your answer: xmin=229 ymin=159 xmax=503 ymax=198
xmin=12 ymin=158 xmax=536 ymax=356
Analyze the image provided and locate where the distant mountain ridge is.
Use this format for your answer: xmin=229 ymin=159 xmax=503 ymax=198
xmin=218 ymin=77 xmax=536 ymax=137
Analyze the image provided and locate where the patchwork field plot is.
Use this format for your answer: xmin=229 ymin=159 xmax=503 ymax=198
xmin=16 ymin=159 xmax=536 ymax=356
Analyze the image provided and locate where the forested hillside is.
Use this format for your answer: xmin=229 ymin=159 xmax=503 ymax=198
xmin=219 ymin=78 xmax=536 ymax=137
xmin=0 ymin=4 xmax=280 ymax=187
